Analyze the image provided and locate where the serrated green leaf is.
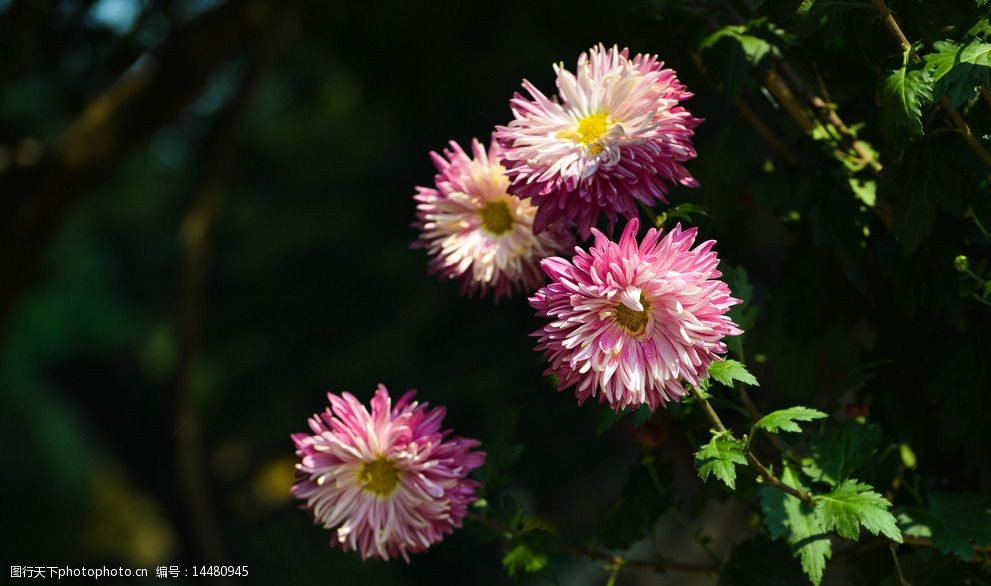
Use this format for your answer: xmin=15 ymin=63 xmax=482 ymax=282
xmin=814 ymin=479 xmax=902 ymax=542
xmin=899 ymin=492 xmax=991 ymax=560
xmin=708 ymin=359 xmax=759 ymax=388
xmin=597 ymin=454 xmax=672 ymax=549
xmin=802 ymin=421 xmax=880 ymax=486
xmin=695 ymin=431 xmax=747 ymax=489
xmin=925 ymin=39 xmax=991 ymax=108
xmin=879 ymin=65 xmax=933 ymax=145
xmin=755 ymin=407 xmax=827 ymax=434
xmin=760 ymin=466 xmax=832 ymax=585
xmin=969 ymin=14 xmax=991 ymax=38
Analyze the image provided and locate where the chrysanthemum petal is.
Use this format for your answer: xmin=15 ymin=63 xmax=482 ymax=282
xmin=529 ymin=220 xmax=742 ymax=411
xmin=292 ymin=385 xmax=485 ymax=560
xmin=495 ymin=44 xmax=701 ymax=237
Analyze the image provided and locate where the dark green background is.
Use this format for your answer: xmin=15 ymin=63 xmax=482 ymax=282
xmin=2 ymin=1 xmax=989 ymax=585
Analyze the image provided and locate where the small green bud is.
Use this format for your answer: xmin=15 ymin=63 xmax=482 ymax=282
xmin=899 ymin=443 xmax=917 ymax=469
xmin=954 ymin=255 xmax=969 ymax=273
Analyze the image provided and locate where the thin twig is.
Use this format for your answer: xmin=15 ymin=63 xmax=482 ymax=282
xmin=762 ymin=67 xmax=817 ymax=133
xmin=775 ymin=61 xmax=884 ymax=174
xmin=715 ymin=2 xmax=899 ymax=227
xmin=890 ymin=542 xmax=913 ymax=586
xmin=689 ymin=51 xmax=800 ymax=167
xmin=871 ymin=0 xmax=991 ymax=169
xmin=716 ymin=0 xmax=883 ymax=175
xmin=688 ymin=386 xmax=813 ymax=503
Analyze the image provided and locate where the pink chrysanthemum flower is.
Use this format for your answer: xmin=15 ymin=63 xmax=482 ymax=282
xmin=496 ymin=44 xmax=701 ymax=237
xmin=414 ymin=137 xmax=573 ymax=302
xmin=291 ymin=385 xmax=485 ymax=561
xmin=529 ymin=219 xmax=741 ymax=411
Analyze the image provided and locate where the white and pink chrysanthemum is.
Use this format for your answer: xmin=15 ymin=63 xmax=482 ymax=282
xmin=496 ymin=44 xmax=702 ymax=237
xmin=291 ymin=385 xmax=485 ymax=561
xmin=414 ymin=137 xmax=573 ymax=302
xmin=529 ymin=219 xmax=741 ymax=411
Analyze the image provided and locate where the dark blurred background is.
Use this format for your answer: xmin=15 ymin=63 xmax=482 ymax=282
xmin=2 ymin=1 xmax=989 ymax=585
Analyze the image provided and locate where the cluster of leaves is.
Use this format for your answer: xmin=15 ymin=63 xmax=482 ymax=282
xmin=882 ymin=37 xmax=991 ymax=143
xmin=690 ymin=360 xmax=991 ymax=585
xmin=690 ymin=362 xmax=890 ymax=584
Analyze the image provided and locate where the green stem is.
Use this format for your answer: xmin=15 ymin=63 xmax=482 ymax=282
xmin=688 ymin=385 xmax=814 ymax=504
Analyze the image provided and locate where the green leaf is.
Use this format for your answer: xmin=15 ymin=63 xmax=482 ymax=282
xmin=925 ymin=39 xmax=991 ymax=108
xmin=814 ymin=479 xmax=902 ymax=542
xmin=699 ymin=20 xmax=784 ymax=96
xmin=899 ymin=492 xmax=991 ymax=560
xmin=694 ymin=431 xmax=747 ymax=489
xmin=884 ymin=140 xmax=940 ymax=255
xmin=722 ymin=265 xmax=754 ymax=315
xmin=660 ymin=202 xmax=710 ymax=225
xmin=708 ymin=359 xmax=759 ymax=388
xmin=760 ymin=466 xmax=832 ymax=585
xmin=700 ymin=25 xmax=778 ymax=65
xmin=721 ymin=265 xmax=757 ymax=359
xmin=791 ymin=0 xmax=872 ymax=40
xmin=755 ymin=407 xmax=827 ymax=434
xmin=802 ymin=420 xmax=881 ymax=486
xmin=478 ymin=414 xmax=524 ymax=497
xmin=502 ymin=530 xmax=552 ymax=580
xmin=879 ymin=65 xmax=933 ymax=144
xmin=969 ymin=14 xmax=991 ymax=38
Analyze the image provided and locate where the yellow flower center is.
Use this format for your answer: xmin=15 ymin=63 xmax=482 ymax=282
xmin=614 ymin=293 xmax=652 ymax=335
xmin=479 ymin=200 xmax=514 ymax=235
xmin=574 ymin=113 xmax=611 ymax=145
xmin=358 ymin=457 xmax=400 ymax=497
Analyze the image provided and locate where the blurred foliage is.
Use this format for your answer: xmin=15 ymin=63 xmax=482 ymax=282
xmin=1 ymin=0 xmax=990 ymax=585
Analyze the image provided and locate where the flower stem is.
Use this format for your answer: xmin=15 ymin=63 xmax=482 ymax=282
xmin=688 ymin=385 xmax=813 ymax=504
